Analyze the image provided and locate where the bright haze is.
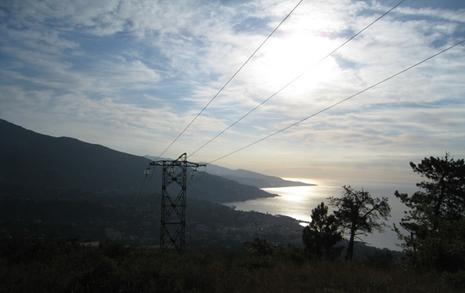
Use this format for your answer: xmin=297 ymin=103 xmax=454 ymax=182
xmin=1 ymin=0 xmax=464 ymax=184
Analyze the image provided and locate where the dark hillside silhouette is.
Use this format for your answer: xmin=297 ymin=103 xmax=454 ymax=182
xmin=0 ymin=119 xmax=150 ymax=194
xmin=0 ymin=119 xmax=272 ymax=203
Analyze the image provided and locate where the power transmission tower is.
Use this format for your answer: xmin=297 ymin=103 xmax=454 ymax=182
xmin=149 ymin=153 xmax=205 ymax=250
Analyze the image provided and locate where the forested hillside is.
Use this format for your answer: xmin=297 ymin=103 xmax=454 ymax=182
xmin=0 ymin=119 xmax=272 ymax=203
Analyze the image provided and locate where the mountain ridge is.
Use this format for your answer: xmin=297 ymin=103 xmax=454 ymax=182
xmin=203 ymin=163 xmax=314 ymax=188
xmin=0 ymin=118 xmax=273 ymax=203
xmin=142 ymin=155 xmax=314 ymax=189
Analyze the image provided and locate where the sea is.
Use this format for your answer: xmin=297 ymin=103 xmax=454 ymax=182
xmin=226 ymin=178 xmax=418 ymax=251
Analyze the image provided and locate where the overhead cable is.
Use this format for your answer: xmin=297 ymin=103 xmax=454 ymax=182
xmin=158 ymin=0 xmax=306 ymax=158
xmin=207 ymin=39 xmax=465 ymax=164
xmin=189 ymin=0 xmax=407 ymax=157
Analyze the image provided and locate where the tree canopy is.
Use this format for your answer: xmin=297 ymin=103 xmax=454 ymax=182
xmin=395 ymin=154 xmax=465 ymax=271
xmin=302 ymin=202 xmax=342 ymax=259
xmin=329 ymin=186 xmax=390 ymax=260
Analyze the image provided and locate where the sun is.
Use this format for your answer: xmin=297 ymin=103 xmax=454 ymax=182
xmin=248 ymin=31 xmax=338 ymax=97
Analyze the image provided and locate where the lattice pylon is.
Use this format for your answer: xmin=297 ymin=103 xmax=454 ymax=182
xmin=150 ymin=153 xmax=204 ymax=250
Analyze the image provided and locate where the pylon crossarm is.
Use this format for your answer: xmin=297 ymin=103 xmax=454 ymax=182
xmin=147 ymin=153 xmax=203 ymax=250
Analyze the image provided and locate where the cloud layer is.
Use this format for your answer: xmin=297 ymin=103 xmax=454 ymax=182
xmin=1 ymin=0 xmax=464 ymax=182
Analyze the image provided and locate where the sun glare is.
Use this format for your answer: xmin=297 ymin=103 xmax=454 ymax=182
xmin=250 ymin=31 xmax=337 ymax=97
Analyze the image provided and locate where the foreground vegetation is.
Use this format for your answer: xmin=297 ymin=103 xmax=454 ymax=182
xmin=1 ymin=240 xmax=463 ymax=293
xmin=1 ymin=125 xmax=464 ymax=292
xmin=303 ymin=154 xmax=465 ymax=274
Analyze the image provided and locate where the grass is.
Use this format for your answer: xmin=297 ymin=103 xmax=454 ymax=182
xmin=0 ymin=240 xmax=463 ymax=292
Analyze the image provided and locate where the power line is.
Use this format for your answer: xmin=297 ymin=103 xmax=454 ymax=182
xmin=189 ymin=0 xmax=406 ymax=158
xmin=158 ymin=0 xmax=305 ymax=158
xmin=207 ymin=39 xmax=465 ymax=164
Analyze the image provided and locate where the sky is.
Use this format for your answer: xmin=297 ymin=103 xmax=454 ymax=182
xmin=1 ymin=0 xmax=465 ymax=185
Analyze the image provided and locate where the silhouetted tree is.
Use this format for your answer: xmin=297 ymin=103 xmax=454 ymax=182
xmin=395 ymin=154 xmax=465 ymax=271
xmin=302 ymin=202 xmax=342 ymax=259
xmin=329 ymin=186 xmax=390 ymax=261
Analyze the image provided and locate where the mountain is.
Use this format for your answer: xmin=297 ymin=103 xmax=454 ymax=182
xmin=0 ymin=118 xmax=402 ymax=265
xmin=145 ymin=156 xmax=313 ymax=188
xmin=205 ymin=164 xmax=314 ymax=188
xmin=0 ymin=118 xmax=304 ymax=247
xmin=0 ymin=193 xmax=302 ymax=247
xmin=0 ymin=119 xmax=273 ymax=203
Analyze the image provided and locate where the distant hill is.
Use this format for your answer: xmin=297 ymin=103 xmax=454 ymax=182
xmin=0 ymin=119 xmax=403 ymax=260
xmin=0 ymin=119 xmax=273 ymax=203
xmin=205 ymin=164 xmax=314 ymax=188
xmin=0 ymin=118 xmax=304 ymax=247
xmin=145 ymin=156 xmax=313 ymax=188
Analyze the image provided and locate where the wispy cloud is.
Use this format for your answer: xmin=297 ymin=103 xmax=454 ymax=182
xmin=0 ymin=0 xmax=464 ymax=182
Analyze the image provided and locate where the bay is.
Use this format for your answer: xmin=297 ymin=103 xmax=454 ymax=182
xmin=227 ymin=178 xmax=417 ymax=251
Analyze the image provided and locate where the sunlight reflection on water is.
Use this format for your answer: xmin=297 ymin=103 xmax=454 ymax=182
xmin=226 ymin=178 xmax=418 ymax=250
xmin=229 ymin=180 xmax=339 ymax=223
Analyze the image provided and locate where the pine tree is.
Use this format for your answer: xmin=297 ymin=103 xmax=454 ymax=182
xmin=395 ymin=154 xmax=465 ymax=270
xmin=302 ymin=202 xmax=342 ymax=259
xmin=329 ymin=186 xmax=390 ymax=261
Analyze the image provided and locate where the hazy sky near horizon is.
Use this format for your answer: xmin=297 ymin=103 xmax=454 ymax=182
xmin=1 ymin=0 xmax=464 ymax=183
